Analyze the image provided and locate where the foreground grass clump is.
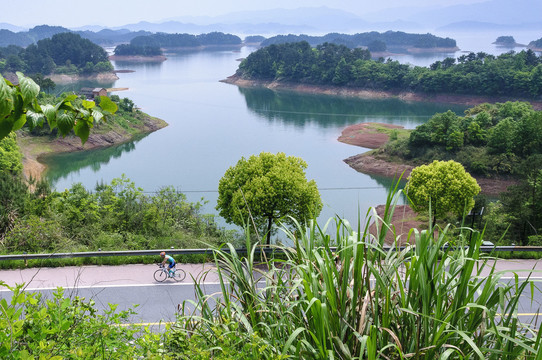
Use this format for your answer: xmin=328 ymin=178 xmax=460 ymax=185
xmin=172 ymin=191 xmax=541 ymax=359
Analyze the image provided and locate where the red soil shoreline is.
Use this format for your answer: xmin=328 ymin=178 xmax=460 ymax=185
xmin=337 ymin=123 xmax=519 ymax=196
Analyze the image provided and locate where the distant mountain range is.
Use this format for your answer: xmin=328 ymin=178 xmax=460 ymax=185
xmin=1 ymin=0 xmax=541 ymax=38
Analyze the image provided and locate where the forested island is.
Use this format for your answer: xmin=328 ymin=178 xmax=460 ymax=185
xmin=127 ymin=31 xmax=242 ymax=49
xmin=109 ymin=43 xmax=167 ymax=61
xmin=0 ymin=32 xmax=115 ymax=79
xmin=225 ymin=41 xmax=542 ymax=100
xmin=260 ymin=31 xmax=458 ymax=53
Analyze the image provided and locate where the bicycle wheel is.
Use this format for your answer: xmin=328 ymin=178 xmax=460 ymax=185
xmin=173 ymin=268 xmax=186 ymax=282
xmin=154 ymin=269 xmax=167 ymax=282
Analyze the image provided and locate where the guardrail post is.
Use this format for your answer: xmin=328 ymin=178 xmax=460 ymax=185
xmin=23 ymin=251 xmax=27 ymax=267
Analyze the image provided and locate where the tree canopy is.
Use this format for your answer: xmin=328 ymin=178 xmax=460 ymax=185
xmin=236 ymin=42 xmax=542 ymax=98
xmin=0 ymin=32 xmax=112 ymax=75
xmin=216 ymin=152 xmax=322 ymax=243
xmin=405 ymin=160 xmax=480 ymax=224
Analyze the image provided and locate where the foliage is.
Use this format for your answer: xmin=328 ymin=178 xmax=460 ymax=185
xmin=398 ymin=101 xmax=542 ymax=177
xmin=0 ymin=32 xmax=113 ymax=75
xmin=0 ymin=171 xmax=28 ymax=243
xmin=216 ymin=152 xmax=322 ymax=244
xmin=0 ymin=72 xmax=117 ymax=143
xmin=0 ymin=282 xmax=179 ymax=359
xmin=0 ymin=132 xmax=22 ymax=173
xmin=114 ymin=44 xmax=163 ymax=56
xmin=176 ymin=187 xmax=541 ymax=359
xmin=244 ymin=35 xmax=266 ymax=44
xmin=405 ymin=160 xmax=481 ymax=224
xmin=260 ymin=31 xmax=456 ymax=49
xmin=237 ymin=42 xmax=542 ymax=98
xmin=0 ymin=175 xmax=236 ymax=255
xmin=484 ymin=165 xmax=542 ymax=246
xmin=130 ymin=32 xmax=241 ymax=48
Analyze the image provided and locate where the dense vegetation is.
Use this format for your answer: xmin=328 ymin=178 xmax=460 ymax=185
xmin=0 ymin=93 xmax=234 ymax=256
xmin=2 ymin=194 xmax=540 ymax=358
xmin=130 ymin=31 xmax=242 ymax=48
xmin=0 ymin=32 xmax=112 ymax=75
xmin=261 ymin=31 xmax=457 ymax=50
xmin=379 ymin=101 xmax=542 ymax=246
xmin=113 ymin=43 xmax=163 ymax=56
xmin=236 ymin=41 xmax=542 ymax=98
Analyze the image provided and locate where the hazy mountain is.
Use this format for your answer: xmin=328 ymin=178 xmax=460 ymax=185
xmin=437 ymin=20 xmax=542 ymax=32
xmin=405 ymin=0 xmax=542 ymax=28
xmin=119 ymin=7 xmax=369 ymax=34
xmin=0 ymin=23 xmax=27 ymax=32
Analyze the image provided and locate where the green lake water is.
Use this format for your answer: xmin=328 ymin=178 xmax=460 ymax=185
xmin=43 ymin=45 xmax=474 ymax=231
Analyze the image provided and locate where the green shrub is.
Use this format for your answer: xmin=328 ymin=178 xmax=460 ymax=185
xmin=2 ymin=215 xmax=67 ymax=253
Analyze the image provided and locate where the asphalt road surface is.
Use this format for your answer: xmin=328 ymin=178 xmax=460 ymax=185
xmin=1 ymin=260 xmax=541 ymax=330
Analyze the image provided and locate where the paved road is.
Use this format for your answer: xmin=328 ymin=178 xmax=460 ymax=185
xmin=1 ymin=260 xmax=541 ymax=329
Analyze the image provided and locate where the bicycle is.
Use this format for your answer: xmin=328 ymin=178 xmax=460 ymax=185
xmin=154 ymin=264 xmax=186 ymax=282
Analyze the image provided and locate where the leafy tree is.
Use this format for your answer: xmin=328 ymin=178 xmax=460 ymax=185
xmin=216 ymin=152 xmax=322 ymax=244
xmin=0 ymin=72 xmax=117 ymax=143
xmin=405 ymin=160 xmax=481 ymax=225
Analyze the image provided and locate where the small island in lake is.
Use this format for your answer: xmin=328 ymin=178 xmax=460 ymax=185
xmin=492 ymin=36 xmax=524 ymax=47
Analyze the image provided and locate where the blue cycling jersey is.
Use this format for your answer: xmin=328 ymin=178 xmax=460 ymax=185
xmin=162 ymin=255 xmax=176 ymax=270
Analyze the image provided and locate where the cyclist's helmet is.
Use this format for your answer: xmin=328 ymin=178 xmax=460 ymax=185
xmin=160 ymin=251 xmax=166 ymax=257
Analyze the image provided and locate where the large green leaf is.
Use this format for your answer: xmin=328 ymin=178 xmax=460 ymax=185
xmin=26 ymin=110 xmax=46 ymax=129
xmin=55 ymin=94 xmax=78 ymax=112
xmin=11 ymin=113 xmax=26 ymax=132
xmin=92 ymin=110 xmax=103 ymax=123
xmin=56 ymin=112 xmax=76 ymax=136
xmin=74 ymin=118 xmax=90 ymax=145
xmin=16 ymin=72 xmax=40 ymax=105
xmin=41 ymin=104 xmax=57 ymax=129
xmin=97 ymin=96 xmax=118 ymax=114
xmin=0 ymin=76 xmax=15 ymax=119
xmin=82 ymin=100 xmax=96 ymax=109
xmin=0 ymin=116 xmax=15 ymax=140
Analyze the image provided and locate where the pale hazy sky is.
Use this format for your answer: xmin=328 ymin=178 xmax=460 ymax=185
xmin=2 ymin=0 xmax=486 ymax=28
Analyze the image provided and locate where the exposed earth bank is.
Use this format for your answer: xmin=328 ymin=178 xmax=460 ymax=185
xmin=19 ymin=114 xmax=168 ymax=181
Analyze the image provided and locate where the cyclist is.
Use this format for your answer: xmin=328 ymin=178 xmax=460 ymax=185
xmin=160 ymin=251 xmax=176 ymax=277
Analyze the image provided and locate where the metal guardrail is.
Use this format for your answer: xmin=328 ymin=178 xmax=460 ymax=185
xmin=0 ymin=246 xmax=541 ymax=262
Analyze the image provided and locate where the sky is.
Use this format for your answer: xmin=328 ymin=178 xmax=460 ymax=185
xmin=2 ymin=0 xmax=487 ymax=28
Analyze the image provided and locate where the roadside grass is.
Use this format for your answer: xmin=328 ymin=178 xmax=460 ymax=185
xmin=171 ymin=185 xmax=541 ymax=359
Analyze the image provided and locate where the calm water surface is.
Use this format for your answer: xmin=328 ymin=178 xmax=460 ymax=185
xmin=45 ymin=31 xmax=534 ymax=231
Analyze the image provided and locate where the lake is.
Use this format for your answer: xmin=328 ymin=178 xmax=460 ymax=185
xmin=43 ymin=31 xmax=536 ymax=233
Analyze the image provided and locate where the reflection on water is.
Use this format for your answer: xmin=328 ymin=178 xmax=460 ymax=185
xmin=238 ymin=86 xmax=467 ymax=129
xmin=42 ymin=135 xmax=146 ymax=185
